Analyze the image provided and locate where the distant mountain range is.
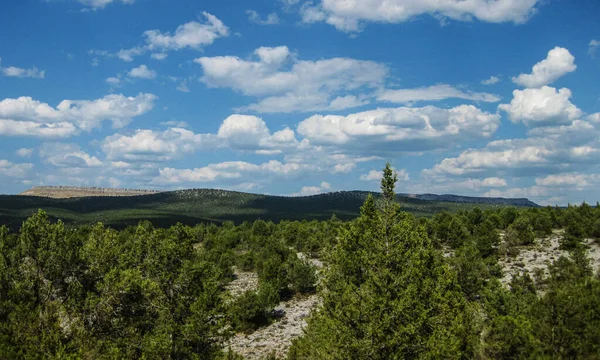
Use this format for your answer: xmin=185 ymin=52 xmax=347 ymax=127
xmin=399 ymin=193 xmax=537 ymax=207
xmin=0 ymin=187 xmax=538 ymax=229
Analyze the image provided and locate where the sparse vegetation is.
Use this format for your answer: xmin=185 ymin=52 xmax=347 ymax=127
xmin=1 ymin=166 xmax=599 ymax=359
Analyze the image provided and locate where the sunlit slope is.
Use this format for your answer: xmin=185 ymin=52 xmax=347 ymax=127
xmin=0 ymin=189 xmax=538 ymax=229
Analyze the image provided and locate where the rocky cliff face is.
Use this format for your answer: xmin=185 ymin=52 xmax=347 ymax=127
xmin=20 ymin=186 xmax=162 ymax=199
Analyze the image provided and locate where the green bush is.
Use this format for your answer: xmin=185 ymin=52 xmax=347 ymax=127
xmin=287 ymin=259 xmax=317 ymax=295
xmin=229 ymin=291 xmax=269 ymax=333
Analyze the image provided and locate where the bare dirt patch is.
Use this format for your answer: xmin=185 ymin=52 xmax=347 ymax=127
xmin=498 ymin=230 xmax=600 ymax=285
xmin=227 ymin=294 xmax=321 ymax=359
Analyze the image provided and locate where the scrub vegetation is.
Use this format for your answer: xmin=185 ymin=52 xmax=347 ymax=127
xmin=1 ymin=164 xmax=599 ymax=359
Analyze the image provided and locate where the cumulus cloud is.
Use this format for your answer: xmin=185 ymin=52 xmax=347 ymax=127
xmin=424 ymin=129 xmax=600 ymax=180
xmin=512 ymin=47 xmax=576 ymax=88
xmin=498 ymin=86 xmax=582 ymax=127
xmin=40 ymin=143 xmax=103 ymax=168
xmin=481 ymin=76 xmax=500 ymax=85
xmin=0 ymin=159 xmax=33 ymax=178
xmin=378 ymin=84 xmax=500 ymax=104
xmin=217 ymin=114 xmax=299 ymax=152
xmin=483 ymin=186 xmax=549 ymax=199
xmin=0 ymin=120 xmax=79 ymax=138
xmin=128 ymin=65 xmax=156 ymax=79
xmin=16 ymin=148 xmax=34 ymax=158
xmin=160 ymin=120 xmax=189 ymax=128
xmin=144 ymin=12 xmax=229 ymax=51
xmin=424 ymin=139 xmax=554 ymax=177
xmin=75 ymin=0 xmax=134 ymax=10
xmin=101 ymin=115 xmax=299 ymax=162
xmin=153 ymin=160 xmax=315 ymax=185
xmin=291 ymin=181 xmax=331 ymax=196
xmin=101 ymin=128 xmax=213 ymax=162
xmin=0 ymin=93 xmax=156 ymax=137
xmin=0 ymin=58 xmax=45 ymax=79
xmin=116 ymin=47 xmax=146 ymax=62
xmin=151 ymin=53 xmax=168 ymax=60
xmin=297 ymin=105 xmax=500 ymax=153
xmin=247 ymin=10 xmax=280 ymax=25
xmin=301 ymin=0 xmax=542 ymax=32
xmin=535 ymin=173 xmax=600 ymax=188
xmin=360 ymin=168 xmax=409 ymax=182
xmin=110 ymin=12 xmax=229 ymax=61
xmin=2 ymin=66 xmax=45 ymax=79
xmin=195 ymin=46 xmax=388 ymax=113
xmin=106 ymin=77 xmax=121 ymax=85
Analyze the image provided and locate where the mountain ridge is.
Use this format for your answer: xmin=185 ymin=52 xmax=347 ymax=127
xmin=17 ymin=186 xmax=539 ymax=207
xmin=0 ymin=187 xmax=538 ymax=230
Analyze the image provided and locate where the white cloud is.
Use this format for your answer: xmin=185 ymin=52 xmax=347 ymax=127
xmin=2 ymin=66 xmax=45 ymax=79
xmin=222 ymin=115 xmax=300 ymax=153
xmin=297 ymin=105 xmax=500 ymax=152
xmin=424 ymin=129 xmax=600 ymax=180
xmin=378 ymin=84 xmax=500 ymax=104
xmin=144 ymin=12 xmax=229 ymax=51
xmin=498 ymin=86 xmax=582 ymax=126
xmin=301 ymin=0 xmax=542 ymax=32
xmin=360 ymin=168 xmax=409 ymax=182
xmin=0 ymin=159 xmax=33 ymax=178
xmin=106 ymin=77 xmax=121 ymax=85
xmin=75 ymin=0 xmax=134 ymax=10
xmin=535 ymin=173 xmax=600 ymax=188
xmin=424 ymin=140 xmax=553 ymax=177
xmin=160 ymin=120 xmax=189 ymax=128
xmin=291 ymin=181 xmax=331 ymax=196
xmin=526 ymin=120 xmax=597 ymax=145
xmin=151 ymin=53 xmax=168 ymax=60
xmin=153 ymin=160 xmax=315 ymax=185
xmin=217 ymin=115 xmax=269 ymax=142
xmin=176 ymin=81 xmax=190 ymax=92
xmin=196 ymin=46 xmax=388 ymax=113
xmin=247 ymin=10 xmax=280 ymax=25
xmin=484 ymin=186 xmax=549 ymax=199
xmin=481 ymin=76 xmax=500 ymax=85
xmin=0 ymin=120 xmax=79 ymax=138
xmin=116 ymin=46 xmax=146 ymax=62
xmin=333 ymin=162 xmax=357 ymax=174
xmin=16 ymin=148 xmax=34 ymax=158
xmin=590 ymin=40 xmax=600 ymax=57
xmin=128 ymin=65 xmax=156 ymax=79
xmin=101 ymin=128 xmax=212 ymax=162
xmin=589 ymin=113 xmax=600 ymax=123
xmin=40 ymin=143 xmax=103 ymax=168
xmin=111 ymin=13 xmax=228 ymax=62
xmin=0 ymin=93 xmax=156 ymax=137
xmin=100 ymin=114 xmax=301 ymax=164
xmin=0 ymin=58 xmax=45 ymax=79
xmin=512 ymin=47 xmax=576 ymax=88
xmin=479 ymin=177 xmax=507 ymax=187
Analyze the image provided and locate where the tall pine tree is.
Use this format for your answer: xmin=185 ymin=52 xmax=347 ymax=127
xmin=289 ymin=163 xmax=473 ymax=359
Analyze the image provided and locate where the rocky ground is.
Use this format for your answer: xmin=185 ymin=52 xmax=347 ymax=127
xmin=225 ymin=268 xmax=259 ymax=299
xmin=498 ymin=229 xmax=600 ymax=285
xmin=225 ymin=255 xmax=324 ymax=359
xmin=227 ymin=294 xmax=322 ymax=359
xmin=19 ymin=186 xmax=162 ymax=198
xmin=224 ymin=232 xmax=600 ymax=359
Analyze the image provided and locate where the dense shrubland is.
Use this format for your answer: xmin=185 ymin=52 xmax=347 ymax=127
xmin=1 ymin=164 xmax=600 ymax=358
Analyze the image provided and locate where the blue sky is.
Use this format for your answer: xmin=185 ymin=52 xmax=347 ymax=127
xmin=0 ymin=0 xmax=599 ymax=205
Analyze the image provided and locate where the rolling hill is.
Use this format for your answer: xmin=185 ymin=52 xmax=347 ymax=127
xmin=0 ymin=187 xmax=538 ymax=229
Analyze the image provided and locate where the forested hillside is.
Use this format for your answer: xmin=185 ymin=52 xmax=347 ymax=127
xmin=1 ymin=165 xmax=599 ymax=359
xmin=0 ymin=189 xmax=536 ymax=230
